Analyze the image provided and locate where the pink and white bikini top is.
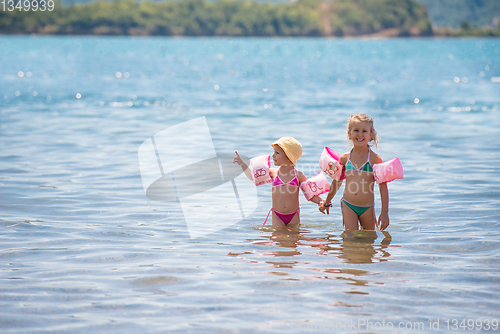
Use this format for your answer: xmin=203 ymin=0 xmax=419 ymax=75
xmin=272 ymin=167 xmax=300 ymax=187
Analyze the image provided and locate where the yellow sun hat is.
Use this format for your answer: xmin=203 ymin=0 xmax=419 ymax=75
xmin=271 ymin=137 xmax=303 ymax=166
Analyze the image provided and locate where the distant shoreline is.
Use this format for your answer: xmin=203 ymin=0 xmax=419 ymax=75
xmin=2 ymin=30 xmax=499 ymax=38
xmin=1 ymin=0 xmax=499 ymax=38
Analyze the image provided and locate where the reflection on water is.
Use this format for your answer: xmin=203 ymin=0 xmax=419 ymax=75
xmin=330 ymin=230 xmax=392 ymax=264
xmin=246 ymin=228 xmax=392 ymax=262
xmin=230 ymin=228 xmax=394 ymax=289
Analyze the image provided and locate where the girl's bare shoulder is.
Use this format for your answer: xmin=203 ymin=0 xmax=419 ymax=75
xmin=270 ymin=168 xmax=278 ymax=179
xmin=296 ymin=170 xmax=307 ymax=183
xmin=370 ymin=149 xmax=383 ymax=164
xmin=339 ymin=152 xmax=350 ymax=165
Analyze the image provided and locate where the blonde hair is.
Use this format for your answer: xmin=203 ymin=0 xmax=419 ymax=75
xmin=346 ymin=113 xmax=380 ymax=148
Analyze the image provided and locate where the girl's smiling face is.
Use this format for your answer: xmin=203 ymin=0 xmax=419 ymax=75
xmin=348 ymin=120 xmax=372 ymax=147
xmin=272 ymin=145 xmax=290 ymax=166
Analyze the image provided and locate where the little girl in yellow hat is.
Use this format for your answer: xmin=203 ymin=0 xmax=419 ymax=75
xmin=233 ymin=137 xmax=323 ymax=227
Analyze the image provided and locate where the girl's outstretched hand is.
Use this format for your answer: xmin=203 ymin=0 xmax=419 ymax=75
xmin=377 ymin=212 xmax=389 ymax=231
xmin=233 ymin=151 xmax=244 ymax=166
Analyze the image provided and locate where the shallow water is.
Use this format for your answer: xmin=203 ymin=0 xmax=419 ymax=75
xmin=1 ymin=36 xmax=500 ymax=333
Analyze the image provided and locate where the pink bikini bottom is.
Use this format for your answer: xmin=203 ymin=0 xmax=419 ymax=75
xmin=263 ymin=207 xmax=301 ymax=225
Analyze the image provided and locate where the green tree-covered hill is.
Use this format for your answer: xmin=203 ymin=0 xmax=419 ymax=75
xmin=0 ymin=0 xmax=432 ymax=36
xmin=1 ymin=0 xmax=499 ymax=36
xmin=49 ymin=0 xmax=500 ymax=29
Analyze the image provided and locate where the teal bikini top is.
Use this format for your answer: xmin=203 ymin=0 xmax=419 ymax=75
xmin=345 ymin=150 xmax=373 ymax=173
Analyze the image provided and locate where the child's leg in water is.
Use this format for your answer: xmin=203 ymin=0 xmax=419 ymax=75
xmin=341 ymin=201 xmax=360 ymax=230
xmin=358 ymin=206 xmax=376 ymax=230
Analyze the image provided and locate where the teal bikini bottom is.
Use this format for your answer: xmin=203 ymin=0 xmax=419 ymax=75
xmin=341 ymin=198 xmax=373 ymax=217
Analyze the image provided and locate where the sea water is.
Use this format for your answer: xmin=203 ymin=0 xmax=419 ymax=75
xmin=1 ymin=36 xmax=499 ymax=333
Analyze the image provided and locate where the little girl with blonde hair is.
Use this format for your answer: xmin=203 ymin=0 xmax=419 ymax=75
xmin=319 ymin=114 xmax=390 ymax=230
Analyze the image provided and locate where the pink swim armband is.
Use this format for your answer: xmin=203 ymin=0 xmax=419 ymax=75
xmin=373 ymin=157 xmax=404 ymax=184
xmin=319 ymin=147 xmax=344 ymax=181
xmin=249 ymin=155 xmax=272 ymax=186
xmin=300 ymin=172 xmax=330 ymax=201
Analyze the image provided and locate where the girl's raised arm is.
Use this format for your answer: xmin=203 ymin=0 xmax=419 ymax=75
xmin=233 ymin=151 xmax=253 ymax=181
